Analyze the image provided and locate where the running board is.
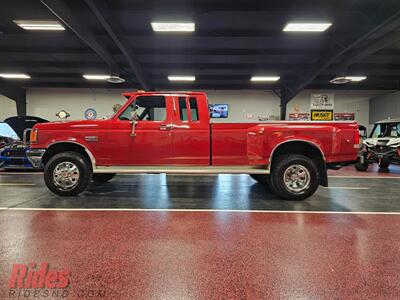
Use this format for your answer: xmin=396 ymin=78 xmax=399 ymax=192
xmin=94 ymin=165 xmax=269 ymax=175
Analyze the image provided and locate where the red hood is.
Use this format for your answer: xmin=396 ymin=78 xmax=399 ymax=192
xmin=34 ymin=119 xmax=115 ymax=130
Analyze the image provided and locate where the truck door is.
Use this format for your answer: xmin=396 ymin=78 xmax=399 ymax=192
xmin=109 ymin=95 xmax=173 ymax=165
xmin=171 ymin=95 xmax=210 ymax=165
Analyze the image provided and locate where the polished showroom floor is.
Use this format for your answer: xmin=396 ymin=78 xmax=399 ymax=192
xmin=1 ymin=164 xmax=400 ymax=299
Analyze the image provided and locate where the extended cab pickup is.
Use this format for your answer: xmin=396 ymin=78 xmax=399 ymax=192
xmin=27 ymin=91 xmax=359 ymax=200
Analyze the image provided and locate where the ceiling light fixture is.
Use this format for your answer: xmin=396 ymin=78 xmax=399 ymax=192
xmin=83 ymin=74 xmax=111 ymax=80
xmin=344 ymin=76 xmax=367 ymax=82
xmin=251 ymin=76 xmax=280 ymax=82
xmin=330 ymin=76 xmax=367 ymax=84
xmin=13 ymin=20 xmax=65 ymax=31
xmin=0 ymin=73 xmax=31 ymax=79
xmin=151 ymin=22 xmax=195 ymax=32
xmin=283 ymin=23 xmax=332 ymax=32
xmin=168 ymin=75 xmax=196 ymax=81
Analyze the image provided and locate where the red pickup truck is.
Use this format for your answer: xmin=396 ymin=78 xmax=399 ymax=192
xmin=27 ymin=91 xmax=359 ymax=200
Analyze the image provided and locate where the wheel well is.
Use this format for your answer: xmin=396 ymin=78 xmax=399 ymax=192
xmin=42 ymin=143 xmax=92 ymax=166
xmin=270 ymin=141 xmax=328 ymax=186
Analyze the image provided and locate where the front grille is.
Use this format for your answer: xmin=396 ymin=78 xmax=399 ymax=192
xmin=6 ymin=149 xmax=25 ymax=157
xmin=9 ymin=157 xmax=25 ymax=163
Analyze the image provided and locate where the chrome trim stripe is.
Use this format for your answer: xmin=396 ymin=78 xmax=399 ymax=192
xmin=93 ymin=165 xmax=269 ymax=175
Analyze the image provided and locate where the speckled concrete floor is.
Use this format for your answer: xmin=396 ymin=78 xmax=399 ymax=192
xmin=0 ymin=165 xmax=400 ymax=299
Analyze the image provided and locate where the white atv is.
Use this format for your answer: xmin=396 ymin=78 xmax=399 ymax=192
xmin=355 ymin=119 xmax=400 ymax=171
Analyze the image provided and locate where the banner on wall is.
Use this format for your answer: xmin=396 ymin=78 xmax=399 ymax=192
xmin=311 ymin=93 xmax=334 ymax=110
xmin=311 ymin=110 xmax=333 ymax=121
xmin=288 ymin=113 xmax=310 ymax=121
xmin=334 ymin=112 xmax=355 ymax=121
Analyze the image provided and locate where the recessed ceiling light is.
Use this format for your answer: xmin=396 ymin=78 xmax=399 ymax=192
xmin=283 ymin=23 xmax=332 ymax=32
xmin=151 ymin=22 xmax=195 ymax=32
xmin=251 ymin=76 xmax=280 ymax=82
xmin=83 ymin=74 xmax=111 ymax=80
xmin=168 ymin=75 xmax=196 ymax=81
xmin=330 ymin=76 xmax=367 ymax=84
xmin=0 ymin=73 xmax=30 ymax=79
xmin=345 ymin=76 xmax=367 ymax=82
xmin=13 ymin=20 xmax=65 ymax=31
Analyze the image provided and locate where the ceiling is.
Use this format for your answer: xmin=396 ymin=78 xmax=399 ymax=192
xmin=1 ymin=0 xmax=400 ymax=100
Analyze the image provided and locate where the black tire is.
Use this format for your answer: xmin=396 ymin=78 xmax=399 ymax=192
xmin=378 ymin=157 xmax=390 ymax=169
xmin=92 ymin=173 xmax=116 ymax=183
xmin=44 ymin=151 xmax=92 ymax=196
xmin=270 ymin=154 xmax=319 ymax=200
xmin=250 ymin=174 xmax=273 ymax=190
xmin=355 ymin=162 xmax=368 ymax=171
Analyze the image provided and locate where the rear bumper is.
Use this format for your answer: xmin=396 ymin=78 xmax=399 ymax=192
xmin=26 ymin=148 xmax=46 ymax=168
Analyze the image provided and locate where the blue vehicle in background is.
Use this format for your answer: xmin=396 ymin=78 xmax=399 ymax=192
xmin=0 ymin=116 xmax=48 ymax=170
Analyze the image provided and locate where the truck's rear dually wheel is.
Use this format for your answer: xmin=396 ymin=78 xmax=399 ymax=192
xmin=44 ymin=151 xmax=92 ymax=196
xmin=270 ymin=154 xmax=319 ymax=200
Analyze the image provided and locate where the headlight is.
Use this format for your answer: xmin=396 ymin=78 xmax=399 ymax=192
xmin=30 ymin=129 xmax=38 ymax=143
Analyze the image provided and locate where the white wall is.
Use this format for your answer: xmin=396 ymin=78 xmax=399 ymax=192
xmin=287 ymin=90 xmax=373 ymax=126
xmin=27 ymin=88 xmax=127 ymax=121
xmin=369 ymin=90 xmax=400 ymax=124
xmin=26 ymin=88 xmax=380 ymax=126
xmin=0 ymin=95 xmax=17 ymax=121
xmin=206 ymin=90 xmax=280 ymax=122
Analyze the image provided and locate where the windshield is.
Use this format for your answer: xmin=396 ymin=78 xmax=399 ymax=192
xmin=370 ymin=123 xmax=400 ymax=138
xmin=0 ymin=123 xmax=20 ymax=140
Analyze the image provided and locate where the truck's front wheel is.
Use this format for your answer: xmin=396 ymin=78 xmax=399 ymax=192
xmin=44 ymin=151 xmax=92 ymax=196
xmin=270 ymin=154 xmax=319 ymax=200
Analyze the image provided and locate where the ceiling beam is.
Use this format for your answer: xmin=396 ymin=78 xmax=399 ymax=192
xmin=40 ymin=0 xmax=122 ymax=77
xmin=282 ymin=8 xmax=400 ymax=104
xmin=83 ymin=0 xmax=151 ymax=90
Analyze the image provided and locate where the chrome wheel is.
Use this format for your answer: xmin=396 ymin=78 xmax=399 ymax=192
xmin=283 ymin=164 xmax=310 ymax=194
xmin=53 ymin=161 xmax=80 ymax=190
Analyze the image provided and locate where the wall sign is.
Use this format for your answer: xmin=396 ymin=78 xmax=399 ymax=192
xmin=289 ymin=113 xmax=310 ymax=121
xmin=55 ymin=110 xmax=70 ymax=120
xmin=84 ymin=108 xmax=97 ymax=120
xmin=311 ymin=93 xmax=334 ymax=110
xmin=334 ymin=112 xmax=355 ymax=121
xmin=311 ymin=110 xmax=333 ymax=121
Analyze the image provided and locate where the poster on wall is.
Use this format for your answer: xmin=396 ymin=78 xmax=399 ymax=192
xmin=311 ymin=93 xmax=334 ymax=110
xmin=334 ymin=112 xmax=355 ymax=121
xmin=311 ymin=110 xmax=333 ymax=121
xmin=289 ymin=113 xmax=310 ymax=121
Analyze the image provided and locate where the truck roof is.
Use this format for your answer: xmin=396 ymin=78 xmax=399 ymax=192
xmin=122 ymin=90 xmax=207 ymax=99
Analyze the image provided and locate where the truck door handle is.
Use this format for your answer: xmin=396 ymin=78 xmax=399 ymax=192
xmin=159 ymin=124 xmax=173 ymax=131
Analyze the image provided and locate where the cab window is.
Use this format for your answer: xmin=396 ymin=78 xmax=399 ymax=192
xmin=189 ymin=97 xmax=199 ymax=121
xmin=119 ymin=96 xmax=166 ymax=121
xmin=178 ymin=97 xmax=188 ymax=121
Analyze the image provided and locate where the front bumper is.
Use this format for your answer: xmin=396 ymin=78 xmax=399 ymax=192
xmin=26 ymin=148 xmax=46 ymax=168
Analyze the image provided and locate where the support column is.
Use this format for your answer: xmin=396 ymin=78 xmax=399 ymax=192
xmin=280 ymin=88 xmax=288 ymax=120
xmin=16 ymin=89 xmax=27 ymax=116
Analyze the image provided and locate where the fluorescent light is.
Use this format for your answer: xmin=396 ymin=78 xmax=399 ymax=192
xmin=83 ymin=74 xmax=111 ymax=80
xmin=151 ymin=22 xmax=195 ymax=32
xmin=251 ymin=76 xmax=280 ymax=82
xmin=13 ymin=20 xmax=65 ymax=31
xmin=168 ymin=75 xmax=196 ymax=81
xmin=0 ymin=73 xmax=30 ymax=79
xmin=283 ymin=23 xmax=332 ymax=32
xmin=345 ymin=76 xmax=367 ymax=82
